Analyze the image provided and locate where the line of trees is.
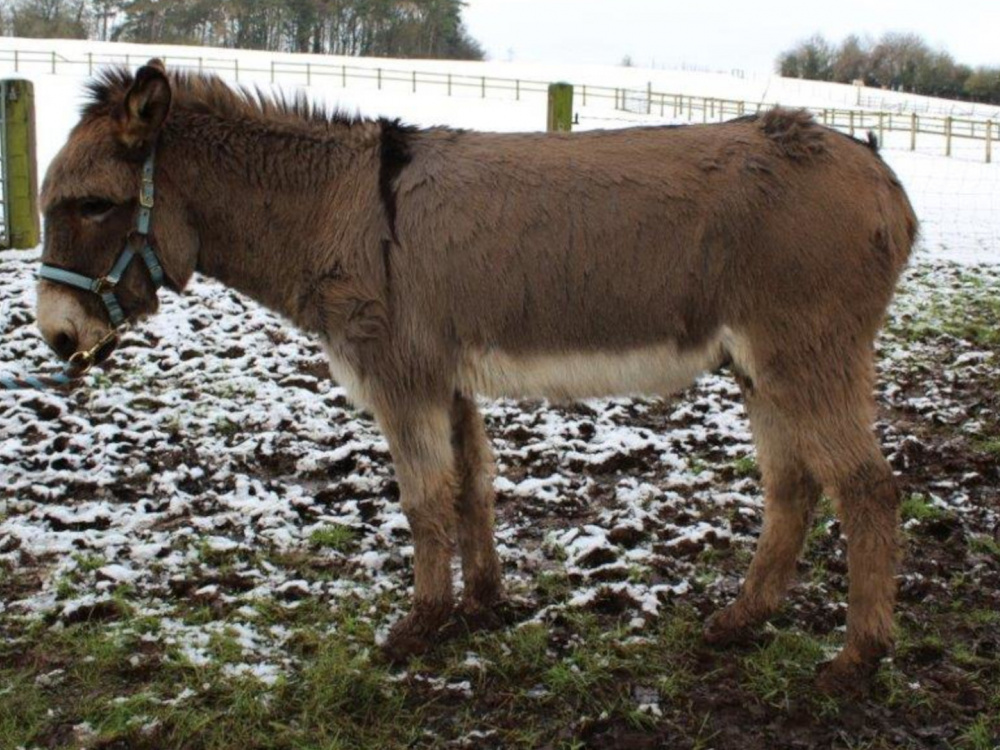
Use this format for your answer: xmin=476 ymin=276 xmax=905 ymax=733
xmin=0 ymin=0 xmax=485 ymax=60
xmin=777 ymin=32 xmax=1000 ymax=105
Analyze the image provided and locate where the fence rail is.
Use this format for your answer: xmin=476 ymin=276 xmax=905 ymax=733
xmin=0 ymin=46 xmax=994 ymax=163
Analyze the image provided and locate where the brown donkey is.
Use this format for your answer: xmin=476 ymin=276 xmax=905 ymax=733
xmin=36 ymin=61 xmax=917 ymax=692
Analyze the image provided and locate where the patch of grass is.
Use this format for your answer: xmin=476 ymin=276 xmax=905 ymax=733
xmin=966 ymin=609 xmax=1000 ymax=628
xmin=72 ymin=552 xmax=107 ymax=574
xmin=973 ymin=437 xmax=1000 ymax=456
xmin=0 ymin=673 xmax=47 ymax=750
xmin=968 ymin=534 xmax=1000 ymax=560
xmin=308 ymin=524 xmax=358 ymax=552
xmin=900 ymin=492 xmax=948 ymax=523
xmin=741 ymin=631 xmax=831 ymax=710
xmin=731 ymin=455 xmax=759 ymax=478
xmin=807 ymin=496 xmax=837 ymax=547
xmin=956 ymin=713 xmax=1000 ymax=750
xmin=213 ymin=416 xmax=240 ymax=437
xmin=688 ymin=456 xmax=710 ymax=475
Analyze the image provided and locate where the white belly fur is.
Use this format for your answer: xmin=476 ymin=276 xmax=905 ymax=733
xmin=324 ymin=331 xmax=734 ymax=406
xmin=458 ymin=334 xmax=727 ymax=401
xmin=322 ymin=342 xmax=375 ymax=409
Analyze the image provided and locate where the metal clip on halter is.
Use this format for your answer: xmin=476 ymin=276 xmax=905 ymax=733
xmin=66 ymin=324 xmax=129 ymax=376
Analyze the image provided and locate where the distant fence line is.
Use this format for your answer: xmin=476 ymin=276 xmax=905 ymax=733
xmin=0 ymin=46 xmax=994 ymax=163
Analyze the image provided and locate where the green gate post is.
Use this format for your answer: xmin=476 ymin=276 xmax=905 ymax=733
xmin=547 ymin=82 xmax=573 ymax=133
xmin=3 ymin=79 xmax=40 ymax=249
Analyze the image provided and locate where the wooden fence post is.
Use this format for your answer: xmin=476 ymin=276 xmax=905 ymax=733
xmin=1 ymin=79 xmax=40 ymax=249
xmin=910 ymin=113 xmax=917 ymax=151
xmin=547 ymin=82 xmax=573 ymax=132
xmin=987 ymin=120 xmax=993 ymax=164
xmin=945 ymin=116 xmax=952 ymax=157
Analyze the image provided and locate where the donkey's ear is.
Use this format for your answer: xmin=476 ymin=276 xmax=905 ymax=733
xmin=120 ymin=59 xmax=171 ymax=148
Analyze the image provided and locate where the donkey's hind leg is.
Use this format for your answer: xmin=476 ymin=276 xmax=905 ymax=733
xmin=806 ymin=431 xmax=900 ymax=693
xmin=778 ymin=347 xmax=900 ymax=691
xmin=451 ymin=394 xmax=504 ymax=622
xmin=377 ymin=400 xmax=459 ymax=662
xmin=713 ymin=338 xmax=901 ymax=692
xmin=704 ymin=385 xmax=822 ymax=644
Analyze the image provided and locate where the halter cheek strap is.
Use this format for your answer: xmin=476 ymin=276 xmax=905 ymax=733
xmin=37 ymin=152 xmax=165 ymax=327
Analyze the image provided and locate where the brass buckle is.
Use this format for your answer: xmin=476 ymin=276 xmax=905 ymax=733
xmin=93 ymin=276 xmax=115 ymax=294
xmin=67 ymin=325 xmax=129 ymax=375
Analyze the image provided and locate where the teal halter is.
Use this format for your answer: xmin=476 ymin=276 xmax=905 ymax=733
xmin=37 ymin=151 xmax=165 ymax=327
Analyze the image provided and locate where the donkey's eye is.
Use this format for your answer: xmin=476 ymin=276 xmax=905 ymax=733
xmin=79 ymin=198 xmax=116 ymax=219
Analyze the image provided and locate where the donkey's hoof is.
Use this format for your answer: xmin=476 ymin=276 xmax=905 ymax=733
xmin=455 ymin=598 xmax=506 ymax=632
xmin=815 ymin=653 xmax=879 ymax=697
xmin=382 ymin=605 xmax=452 ymax=664
xmin=703 ymin=606 xmax=755 ymax=646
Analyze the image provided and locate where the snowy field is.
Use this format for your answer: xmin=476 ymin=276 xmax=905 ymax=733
xmin=1 ymin=41 xmax=999 ymax=750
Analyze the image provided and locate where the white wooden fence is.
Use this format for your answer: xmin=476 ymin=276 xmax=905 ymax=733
xmin=0 ymin=46 xmax=994 ymax=163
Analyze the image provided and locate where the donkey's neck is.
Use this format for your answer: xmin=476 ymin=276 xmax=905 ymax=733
xmin=159 ymin=115 xmax=389 ymax=333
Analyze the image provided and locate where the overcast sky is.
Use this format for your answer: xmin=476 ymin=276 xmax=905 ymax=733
xmin=462 ymin=0 xmax=999 ymax=75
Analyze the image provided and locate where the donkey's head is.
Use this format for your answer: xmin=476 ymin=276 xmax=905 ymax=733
xmin=37 ymin=59 xmax=197 ymax=364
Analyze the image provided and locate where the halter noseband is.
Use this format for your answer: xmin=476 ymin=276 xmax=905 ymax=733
xmin=37 ymin=151 xmax=165 ymax=328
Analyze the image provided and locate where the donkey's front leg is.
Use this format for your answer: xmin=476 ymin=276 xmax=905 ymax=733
xmin=377 ymin=401 xmax=460 ymax=662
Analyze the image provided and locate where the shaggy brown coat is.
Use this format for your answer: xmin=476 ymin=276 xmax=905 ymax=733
xmin=36 ymin=61 xmax=917 ymax=693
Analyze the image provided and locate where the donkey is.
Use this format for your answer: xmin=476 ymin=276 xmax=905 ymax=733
xmin=36 ymin=60 xmax=917 ymax=692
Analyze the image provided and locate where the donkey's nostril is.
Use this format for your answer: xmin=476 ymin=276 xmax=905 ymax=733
xmin=52 ymin=331 xmax=78 ymax=360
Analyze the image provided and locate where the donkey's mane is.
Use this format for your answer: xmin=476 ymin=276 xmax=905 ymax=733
xmin=83 ymin=66 xmax=364 ymax=130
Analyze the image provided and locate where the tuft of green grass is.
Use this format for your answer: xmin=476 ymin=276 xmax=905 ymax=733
xmin=956 ymin=713 xmax=1000 ymax=750
xmin=741 ymin=631 xmax=831 ymax=710
xmin=308 ymin=524 xmax=358 ymax=552
xmin=968 ymin=534 xmax=1000 ymax=560
xmin=974 ymin=437 xmax=1000 ymax=456
xmin=731 ymin=455 xmax=759 ymax=478
xmin=900 ymin=493 xmax=949 ymax=523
